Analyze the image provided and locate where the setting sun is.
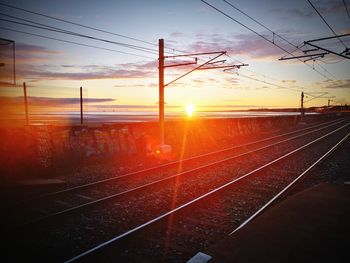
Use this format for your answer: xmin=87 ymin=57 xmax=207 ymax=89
xmin=185 ymin=103 xmax=195 ymax=117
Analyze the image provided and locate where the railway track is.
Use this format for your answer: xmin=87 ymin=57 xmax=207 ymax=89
xmin=6 ymin=119 xmax=350 ymax=262
xmin=63 ymin=121 xmax=350 ymax=263
xmin=7 ymin=117 xmax=347 ymax=226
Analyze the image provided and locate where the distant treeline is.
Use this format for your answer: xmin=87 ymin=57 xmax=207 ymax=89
xmin=247 ymin=105 xmax=350 ymax=112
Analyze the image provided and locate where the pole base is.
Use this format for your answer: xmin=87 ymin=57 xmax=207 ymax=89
xmin=155 ymin=144 xmax=172 ymax=160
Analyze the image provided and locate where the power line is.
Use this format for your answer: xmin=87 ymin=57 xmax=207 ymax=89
xmin=0 ymin=26 xmax=156 ymax=60
xmin=320 ymin=57 xmax=346 ymax=64
xmin=0 ymin=2 xmax=181 ymax=56
xmin=344 ymin=0 xmax=350 ymax=19
xmin=222 ymin=0 xmax=298 ymax=48
xmin=222 ymin=0 xmax=338 ymax=80
xmin=314 ymin=60 xmax=338 ymax=80
xmin=224 ymin=53 xmax=328 ymax=95
xmin=225 ymin=53 xmax=279 ymax=82
xmin=221 ymin=0 xmax=338 ymax=81
xmin=0 ymin=2 xmax=158 ymax=48
xmin=306 ymin=0 xmax=348 ymax=49
xmin=236 ymin=72 xmax=302 ymax=93
xmin=0 ymin=11 xmax=185 ymax=57
xmin=200 ymin=0 xmax=333 ymax=81
xmin=0 ymin=17 xmax=159 ymax=55
xmin=205 ymin=54 xmax=303 ymax=93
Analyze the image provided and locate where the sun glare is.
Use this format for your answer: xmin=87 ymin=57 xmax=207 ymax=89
xmin=185 ymin=103 xmax=195 ymax=117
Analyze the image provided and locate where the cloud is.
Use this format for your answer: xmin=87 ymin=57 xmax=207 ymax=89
xmin=312 ymin=0 xmax=346 ymax=14
xmin=0 ymin=81 xmax=24 ymax=88
xmin=256 ymin=85 xmax=270 ymax=90
xmin=281 ymin=79 xmax=297 ymax=84
xmin=17 ymin=61 xmax=157 ymax=80
xmin=320 ymin=79 xmax=350 ymax=89
xmin=78 ymin=104 xmax=282 ymax=109
xmin=148 ymin=83 xmax=158 ymax=88
xmin=93 ymin=104 xmax=182 ymax=109
xmin=182 ymin=32 xmax=296 ymax=60
xmin=270 ymin=0 xmax=345 ymax=19
xmin=170 ymin=32 xmax=186 ymax=38
xmin=0 ymin=96 xmax=115 ymax=106
xmin=18 ymin=69 xmax=151 ymax=80
xmin=4 ymin=43 xmax=62 ymax=64
xmin=270 ymin=7 xmax=314 ymax=19
xmin=16 ymin=43 xmax=60 ymax=55
xmin=113 ymin=84 xmax=145 ymax=88
xmin=340 ymin=28 xmax=350 ymax=34
xmin=197 ymin=104 xmax=282 ymax=108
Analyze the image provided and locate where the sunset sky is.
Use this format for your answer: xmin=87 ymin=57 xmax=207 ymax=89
xmin=0 ymin=0 xmax=349 ymax=112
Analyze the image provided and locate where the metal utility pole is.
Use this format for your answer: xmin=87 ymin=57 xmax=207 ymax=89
xmin=279 ymin=33 xmax=350 ymax=61
xmin=159 ymin=39 xmax=165 ymax=145
xmin=80 ymin=86 xmax=83 ymax=125
xmin=13 ymin=40 xmax=16 ymax=85
xmin=301 ymin=91 xmax=304 ymax=117
xmin=0 ymin=38 xmax=16 ymax=85
xmin=156 ymin=39 xmax=247 ymax=150
xmin=303 ymin=92 xmax=335 ymax=107
xmin=23 ymin=81 xmax=29 ymax=125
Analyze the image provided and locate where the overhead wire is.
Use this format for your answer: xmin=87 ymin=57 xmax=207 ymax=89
xmin=200 ymin=53 xmax=304 ymax=94
xmin=198 ymin=4 xmax=333 ymax=90
xmin=314 ymin=60 xmax=338 ymax=80
xmin=200 ymin=0 xmax=333 ymax=81
xmin=235 ymin=72 xmax=302 ymax=93
xmin=222 ymin=0 xmax=338 ymax=80
xmin=0 ymin=1 xmax=338 ymax=101
xmin=1 ymin=0 xmax=318 ymax=87
xmin=0 ymin=2 xmax=182 ymax=55
xmin=222 ymin=0 xmax=298 ymax=49
xmin=0 ymin=2 xmax=158 ymax=48
xmin=0 ymin=17 xmax=159 ymax=55
xmin=344 ymin=0 xmax=350 ymax=19
xmin=320 ymin=57 xmax=346 ymax=64
xmin=307 ymin=0 xmax=348 ymax=49
xmin=0 ymin=26 xmax=156 ymax=60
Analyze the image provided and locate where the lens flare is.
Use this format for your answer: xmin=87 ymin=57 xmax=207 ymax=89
xmin=185 ymin=103 xmax=195 ymax=117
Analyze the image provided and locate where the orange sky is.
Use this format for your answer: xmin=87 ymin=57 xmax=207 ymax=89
xmin=0 ymin=0 xmax=349 ymax=113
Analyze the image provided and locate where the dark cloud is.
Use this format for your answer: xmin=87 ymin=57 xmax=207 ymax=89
xmin=320 ymin=79 xmax=350 ymax=89
xmin=0 ymin=81 xmax=24 ymax=88
xmin=0 ymin=96 xmax=115 ymax=106
xmin=270 ymin=8 xmax=314 ymax=19
xmin=18 ymin=69 xmax=151 ymax=80
xmin=270 ymin=0 xmax=345 ymax=19
xmin=170 ymin=32 xmax=186 ymax=38
xmin=281 ymin=79 xmax=297 ymax=84
xmin=94 ymin=104 xmax=181 ymax=109
xmin=198 ymin=104 xmax=280 ymax=108
xmin=182 ymin=32 xmax=297 ymax=60
xmin=86 ymin=104 xmax=282 ymax=109
xmin=11 ymin=43 xmax=61 ymax=64
xmin=16 ymin=43 xmax=60 ymax=55
xmin=17 ymin=61 xmax=157 ymax=80
xmin=113 ymin=84 xmax=145 ymax=88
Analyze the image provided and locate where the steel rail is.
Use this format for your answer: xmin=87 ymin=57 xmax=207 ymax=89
xmin=230 ymin=130 xmax=350 ymax=234
xmin=25 ymin=118 xmax=348 ymax=224
xmin=64 ymin=121 xmax=350 ymax=263
xmin=25 ymin=117 xmax=345 ymax=201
